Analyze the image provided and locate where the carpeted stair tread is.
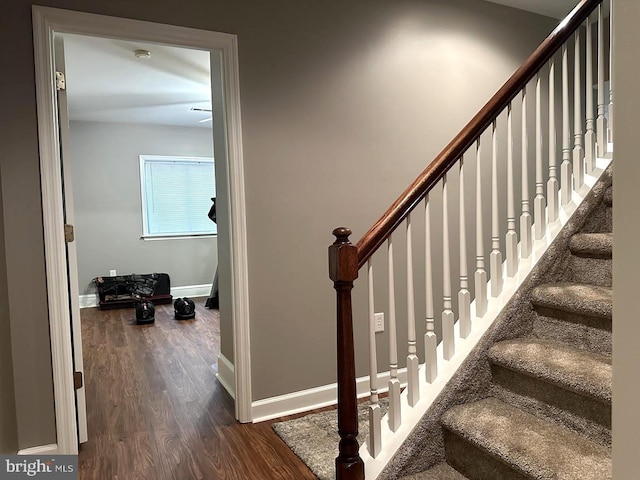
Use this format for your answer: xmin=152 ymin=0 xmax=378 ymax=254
xmin=488 ymin=338 xmax=611 ymax=402
xmin=399 ymin=463 xmax=470 ymax=480
xmin=604 ymin=185 xmax=612 ymax=206
xmin=569 ymin=232 xmax=612 ymax=258
xmin=441 ymin=398 xmax=612 ymax=479
xmin=531 ymin=282 xmax=612 ymax=319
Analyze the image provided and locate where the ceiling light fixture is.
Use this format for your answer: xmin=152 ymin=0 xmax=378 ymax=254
xmin=134 ymin=49 xmax=151 ymax=59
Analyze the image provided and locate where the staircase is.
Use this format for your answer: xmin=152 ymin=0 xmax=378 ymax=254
xmin=392 ymin=171 xmax=612 ymax=479
xmin=328 ymin=1 xmax=614 ymax=479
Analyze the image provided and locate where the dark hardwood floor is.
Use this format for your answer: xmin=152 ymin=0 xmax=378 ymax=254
xmin=78 ymin=298 xmax=319 ymax=479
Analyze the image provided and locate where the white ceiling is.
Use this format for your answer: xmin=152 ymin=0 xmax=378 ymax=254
xmin=60 ymin=1 xmax=578 ymax=129
xmin=60 ymin=33 xmax=212 ymax=129
xmin=483 ymin=0 xmax=577 ymax=19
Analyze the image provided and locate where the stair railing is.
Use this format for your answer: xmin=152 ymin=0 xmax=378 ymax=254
xmin=328 ymin=0 xmax=612 ymax=478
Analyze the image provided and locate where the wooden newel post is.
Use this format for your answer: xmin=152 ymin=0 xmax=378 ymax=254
xmin=329 ymin=227 xmax=364 ymax=480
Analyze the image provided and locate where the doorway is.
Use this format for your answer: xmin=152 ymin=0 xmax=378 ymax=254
xmin=32 ymin=6 xmax=252 ymax=455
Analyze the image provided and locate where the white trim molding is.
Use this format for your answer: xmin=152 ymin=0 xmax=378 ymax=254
xmin=251 ymin=368 xmax=409 ymax=424
xmin=220 ymin=33 xmax=253 ymax=423
xmin=32 ymin=7 xmax=79 ymax=455
xmin=79 ymin=294 xmax=99 ymax=309
xmin=32 ymin=5 xmax=253 ymax=452
xmin=216 ymin=353 xmax=236 ymax=399
xmin=18 ymin=444 xmax=59 ymax=456
xmin=171 ymin=284 xmax=214 ymax=299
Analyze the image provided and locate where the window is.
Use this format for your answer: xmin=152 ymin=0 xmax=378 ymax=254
xmin=139 ymin=155 xmax=216 ymax=238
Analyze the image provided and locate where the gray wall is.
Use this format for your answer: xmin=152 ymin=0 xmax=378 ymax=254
xmin=240 ymin=0 xmax=556 ymax=400
xmin=613 ymin=0 xmax=640 ymax=476
xmin=1 ymin=0 xmax=57 ymax=448
xmin=67 ymin=121 xmax=216 ymax=294
xmin=0 ymin=174 xmax=18 ymax=453
xmin=0 ymin=0 xmax=558 ymax=449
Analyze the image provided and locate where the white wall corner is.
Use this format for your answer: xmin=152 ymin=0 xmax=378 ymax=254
xmin=251 ymin=368 xmax=408 ymax=424
xmin=216 ymin=353 xmax=235 ymax=400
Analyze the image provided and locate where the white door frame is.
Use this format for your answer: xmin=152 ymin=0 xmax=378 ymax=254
xmin=32 ymin=6 xmax=253 ymax=454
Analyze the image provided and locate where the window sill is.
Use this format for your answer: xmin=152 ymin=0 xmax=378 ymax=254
xmin=140 ymin=234 xmax=217 ymax=241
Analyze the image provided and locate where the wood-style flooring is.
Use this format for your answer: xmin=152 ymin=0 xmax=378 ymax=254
xmin=78 ymin=298 xmax=318 ymax=480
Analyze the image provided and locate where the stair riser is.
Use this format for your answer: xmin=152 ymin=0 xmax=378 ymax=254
xmin=399 ymin=463 xmax=471 ymax=480
xmin=443 ymin=429 xmax=529 ymax=480
xmin=605 ymin=207 xmax=612 ymax=232
xmin=490 ymin=381 xmax=611 ymax=447
xmin=531 ymin=313 xmax=611 ymax=357
xmin=579 ymin=204 xmax=612 ymax=233
xmin=533 ymin=304 xmax=611 ymax=330
xmin=491 ymin=365 xmax=611 ymax=426
xmin=566 ymin=257 xmax=612 ymax=287
xmin=604 ymin=186 xmax=612 ymax=207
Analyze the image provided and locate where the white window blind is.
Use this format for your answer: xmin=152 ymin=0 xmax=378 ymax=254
xmin=140 ymin=155 xmax=216 ymax=237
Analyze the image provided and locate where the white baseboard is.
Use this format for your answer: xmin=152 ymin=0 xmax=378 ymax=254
xmin=216 ymin=353 xmax=235 ymax=399
xmin=251 ymin=368 xmax=408 ymax=423
xmin=79 ymin=293 xmax=98 ymax=309
xmin=171 ymin=284 xmax=212 ymax=298
xmin=79 ymin=283 xmax=213 ymax=308
xmin=18 ymin=444 xmax=58 ymax=455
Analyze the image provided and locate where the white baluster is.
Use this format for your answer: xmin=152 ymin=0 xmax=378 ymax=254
xmin=458 ymin=157 xmax=471 ymax=338
xmin=597 ymin=4 xmax=608 ymax=157
xmin=490 ymin=121 xmax=503 ymax=296
xmin=442 ymin=174 xmax=455 ymax=360
xmin=608 ymin=0 xmax=614 ymax=147
xmin=475 ymin=139 xmax=488 ymax=316
xmin=548 ymin=60 xmax=559 ymax=223
xmin=520 ymin=89 xmax=533 ymax=258
xmin=534 ymin=74 xmax=547 ymax=239
xmin=506 ymin=103 xmax=518 ymax=277
xmin=424 ymin=194 xmax=437 ymax=383
xmin=561 ymin=43 xmax=573 ymax=206
xmin=585 ymin=14 xmax=596 ymax=173
xmin=387 ymin=235 xmax=401 ymax=432
xmin=367 ymin=260 xmax=381 ymax=457
xmin=573 ymin=30 xmax=584 ymax=189
xmin=405 ymin=215 xmax=419 ymax=407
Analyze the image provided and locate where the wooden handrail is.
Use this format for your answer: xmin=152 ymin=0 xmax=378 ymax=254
xmin=355 ymin=0 xmax=602 ymax=269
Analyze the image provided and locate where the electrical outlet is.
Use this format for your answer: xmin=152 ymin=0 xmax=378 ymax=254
xmin=109 ymin=269 xmax=117 ymax=277
xmin=374 ymin=312 xmax=384 ymax=333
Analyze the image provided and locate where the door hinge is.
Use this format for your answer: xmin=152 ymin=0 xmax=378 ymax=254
xmin=55 ymin=71 xmax=66 ymax=91
xmin=64 ymin=224 xmax=74 ymax=243
xmin=73 ymin=371 xmax=83 ymax=390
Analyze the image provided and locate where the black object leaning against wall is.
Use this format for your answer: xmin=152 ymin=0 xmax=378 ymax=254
xmin=93 ymin=273 xmax=172 ymax=310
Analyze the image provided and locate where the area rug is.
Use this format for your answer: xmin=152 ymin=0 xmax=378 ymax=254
xmin=272 ymin=398 xmax=389 ymax=480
